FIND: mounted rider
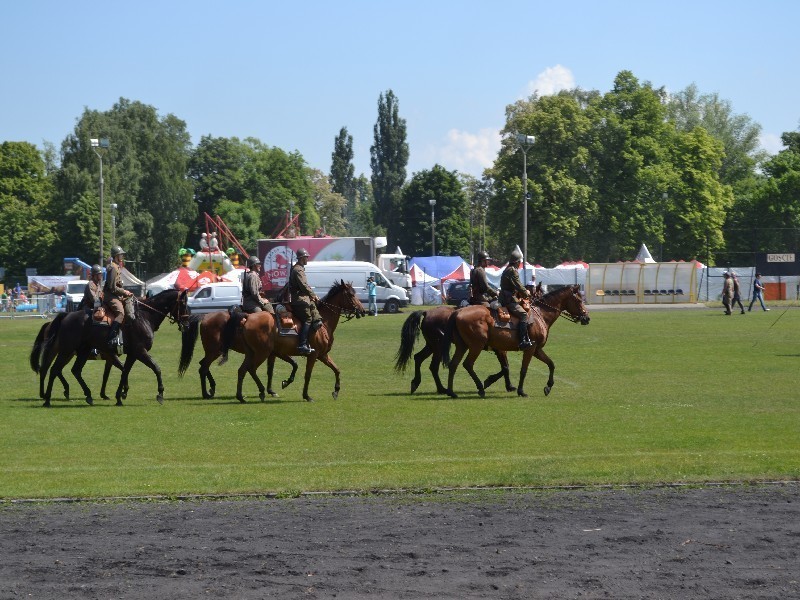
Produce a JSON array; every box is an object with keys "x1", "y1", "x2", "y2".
[
  {"x1": 288, "y1": 248, "x2": 321, "y2": 355},
  {"x1": 241, "y1": 255, "x2": 274, "y2": 314},
  {"x1": 499, "y1": 248, "x2": 533, "y2": 349},
  {"x1": 79, "y1": 264, "x2": 104, "y2": 311},
  {"x1": 469, "y1": 251, "x2": 498, "y2": 307},
  {"x1": 103, "y1": 246, "x2": 135, "y2": 349}
]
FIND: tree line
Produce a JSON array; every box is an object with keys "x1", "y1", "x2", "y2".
[{"x1": 1, "y1": 71, "x2": 799, "y2": 283}]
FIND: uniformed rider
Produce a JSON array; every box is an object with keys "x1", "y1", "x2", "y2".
[
  {"x1": 469, "y1": 251, "x2": 498, "y2": 307},
  {"x1": 288, "y1": 248, "x2": 321, "y2": 354},
  {"x1": 499, "y1": 248, "x2": 533, "y2": 349},
  {"x1": 241, "y1": 256, "x2": 274, "y2": 314},
  {"x1": 79, "y1": 264, "x2": 104, "y2": 311},
  {"x1": 103, "y1": 246, "x2": 134, "y2": 349}
]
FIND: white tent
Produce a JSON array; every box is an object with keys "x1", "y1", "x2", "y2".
[{"x1": 635, "y1": 244, "x2": 656, "y2": 263}]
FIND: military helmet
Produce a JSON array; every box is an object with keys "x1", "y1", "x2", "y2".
[
  {"x1": 247, "y1": 255, "x2": 261, "y2": 268},
  {"x1": 111, "y1": 245, "x2": 125, "y2": 257},
  {"x1": 296, "y1": 248, "x2": 310, "y2": 259},
  {"x1": 90, "y1": 264, "x2": 103, "y2": 276},
  {"x1": 477, "y1": 251, "x2": 491, "y2": 262},
  {"x1": 509, "y1": 248, "x2": 523, "y2": 263}
]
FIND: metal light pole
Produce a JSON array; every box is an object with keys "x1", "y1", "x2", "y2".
[
  {"x1": 91, "y1": 138, "x2": 110, "y2": 264},
  {"x1": 429, "y1": 198, "x2": 436, "y2": 256},
  {"x1": 515, "y1": 133, "x2": 535, "y2": 285},
  {"x1": 288, "y1": 199, "x2": 295, "y2": 238},
  {"x1": 659, "y1": 192, "x2": 668, "y2": 262},
  {"x1": 110, "y1": 203, "x2": 118, "y2": 249}
]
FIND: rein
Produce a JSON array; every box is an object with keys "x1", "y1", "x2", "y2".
[
  {"x1": 133, "y1": 295, "x2": 188, "y2": 329},
  {"x1": 317, "y1": 296, "x2": 362, "y2": 322},
  {"x1": 532, "y1": 294, "x2": 585, "y2": 323}
]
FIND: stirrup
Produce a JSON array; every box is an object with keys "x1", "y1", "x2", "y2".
[{"x1": 297, "y1": 344, "x2": 315, "y2": 355}]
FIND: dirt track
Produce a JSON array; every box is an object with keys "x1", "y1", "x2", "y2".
[{"x1": 2, "y1": 484, "x2": 798, "y2": 599}]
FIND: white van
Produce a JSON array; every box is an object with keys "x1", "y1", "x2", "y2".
[
  {"x1": 187, "y1": 282, "x2": 242, "y2": 314},
  {"x1": 65, "y1": 280, "x2": 89, "y2": 311},
  {"x1": 303, "y1": 261, "x2": 409, "y2": 313}
]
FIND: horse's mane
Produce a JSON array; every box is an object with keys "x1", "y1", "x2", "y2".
[
  {"x1": 323, "y1": 280, "x2": 350, "y2": 302},
  {"x1": 540, "y1": 284, "x2": 578, "y2": 301}
]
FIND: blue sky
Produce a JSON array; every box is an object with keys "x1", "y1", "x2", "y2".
[{"x1": 2, "y1": 1, "x2": 798, "y2": 179}]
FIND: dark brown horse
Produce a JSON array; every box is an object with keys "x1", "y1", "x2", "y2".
[
  {"x1": 394, "y1": 305, "x2": 517, "y2": 395},
  {"x1": 41, "y1": 289, "x2": 189, "y2": 406},
  {"x1": 178, "y1": 309, "x2": 299, "y2": 399},
  {"x1": 30, "y1": 314, "x2": 123, "y2": 404},
  {"x1": 442, "y1": 285, "x2": 590, "y2": 398},
  {"x1": 224, "y1": 280, "x2": 366, "y2": 403}
]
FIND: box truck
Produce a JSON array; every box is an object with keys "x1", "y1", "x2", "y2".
[{"x1": 257, "y1": 236, "x2": 411, "y2": 297}]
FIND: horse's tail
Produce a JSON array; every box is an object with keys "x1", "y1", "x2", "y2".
[
  {"x1": 30, "y1": 321, "x2": 50, "y2": 373},
  {"x1": 40, "y1": 313, "x2": 66, "y2": 366},
  {"x1": 394, "y1": 310, "x2": 425, "y2": 373},
  {"x1": 178, "y1": 315, "x2": 201, "y2": 377},
  {"x1": 219, "y1": 310, "x2": 240, "y2": 365},
  {"x1": 440, "y1": 311, "x2": 460, "y2": 368}
]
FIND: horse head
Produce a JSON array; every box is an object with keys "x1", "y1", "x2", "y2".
[
  {"x1": 323, "y1": 279, "x2": 367, "y2": 319},
  {"x1": 564, "y1": 284, "x2": 590, "y2": 325}
]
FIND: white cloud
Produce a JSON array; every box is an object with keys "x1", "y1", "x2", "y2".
[
  {"x1": 431, "y1": 127, "x2": 502, "y2": 176},
  {"x1": 759, "y1": 132, "x2": 783, "y2": 155},
  {"x1": 525, "y1": 64, "x2": 576, "y2": 97}
]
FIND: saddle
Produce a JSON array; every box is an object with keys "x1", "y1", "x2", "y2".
[
  {"x1": 92, "y1": 307, "x2": 113, "y2": 326},
  {"x1": 490, "y1": 296, "x2": 534, "y2": 330}
]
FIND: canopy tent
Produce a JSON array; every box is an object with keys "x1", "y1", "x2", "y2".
[
  {"x1": 441, "y1": 261, "x2": 471, "y2": 282},
  {"x1": 408, "y1": 256, "x2": 467, "y2": 280},
  {"x1": 485, "y1": 262, "x2": 538, "y2": 288},
  {"x1": 409, "y1": 263, "x2": 439, "y2": 286},
  {"x1": 145, "y1": 267, "x2": 199, "y2": 295}
]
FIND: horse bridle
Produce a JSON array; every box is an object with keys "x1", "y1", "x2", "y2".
[
  {"x1": 317, "y1": 289, "x2": 365, "y2": 321},
  {"x1": 134, "y1": 292, "x2": 190, "y2": 330},
  {"x1": 533, "y1": 292, "x2": 589, "y2": 324}
]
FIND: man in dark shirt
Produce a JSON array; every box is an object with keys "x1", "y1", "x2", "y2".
[
  {"x1": 241, "y1": 256, "x2": 273, "y2": 314},
  {"x1": 499, "y1": 248, "x2": 532, "y2": 349},
  {"x1": 288, "y1": 248, "x2": 321, "y2": 354},
  {"x1": 79, "y1": 264, "x2": 104, "y2": 311},
  {"x1": 469, "y1": 251, "x2": 498, "y2": 307}
]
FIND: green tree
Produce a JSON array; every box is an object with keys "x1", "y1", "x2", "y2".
[
  {"x1": 350, "y1": 175, "x2": 380, "y2": 237},
  {"x1": 396, "y1": 165, "x2": 469, "y2": 257},
  {"x1": 189, "y1": 135, "x2": 248, "y2": 229},
  {"x1": 215, "y1": 199, "x2": 262, "y2": 252},
  {"x1": 54, "y1": 98, "x2": 194, "y2": 273},
  {"x1": 309, "y1": 168, "x2": 347, "y2": 236},
  {"x1": 0, "y1": 142, "x2": 58, "y2": 277},
  {"x1": 330, "y1": 127, "x2": 356, "y2": 223},
  {"x1": 370, "y1": 90, "x2": 408, "y2": 241}
]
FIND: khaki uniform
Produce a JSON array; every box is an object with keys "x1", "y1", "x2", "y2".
[
  {"x1": 103, "y1": 262, "x2": 127, "y2": 324},
  {"x1": 469, "y1": 266, "x2": 497, "y2": 306},
  {"x1": 79, "y1": 280, "x2": 103, "y2": 311},
  {"x1": 288, "y1": 263, "x2": 321, "y2": 323},
  {"x1": 242, "y1": 269, "x2": 273, "y2": 314},
  {"x1": 500, "y1": 264, "x2": 529, "y2": 319}
]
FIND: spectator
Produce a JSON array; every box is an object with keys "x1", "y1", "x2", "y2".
[
  {"x1": 748, "y1": 273, "x2": 769, "y2": 312},
  {"x1": 367, "y1": 276, "x2": 378, "y2": 316},
  {"x1": 722, "y1": 272, "x2": 733, "y2": 315},
  {"x1": 730, "y1": 272, "x2": 745, "y2": 314}
]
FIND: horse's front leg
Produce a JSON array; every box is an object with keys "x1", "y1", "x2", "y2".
[
  {"x1": 280, "y1": 354, "x2": 298, "y2": 390},
  {"x1": 70, "y1": 351, "x2": 94, "y2": 405},
  {"x1": 317, "y1": 354, "x2": 341, "y2": 400},
  {"x1": 301, "y1": 356, "x2": 318, "y2": 402},
  {"x1": 100, "y1": 354, "x2": 123, "y2": 400},
  {"x1": 532, "y1": 346, "x2": 555, "y2": 396},
  {"x1": 462, "y1": 347, "x2": 486, "y2": 398},
  {"x1": 137, "y1": 352, "x2": 165, "y2": 405}
]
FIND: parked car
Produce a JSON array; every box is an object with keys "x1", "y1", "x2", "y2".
[
  {"x1": 187, "y1": 282, "x2": 242, "y2": 314},
  {"x1": 446, "y1": 280, "x2": 498, "y2": 307}
]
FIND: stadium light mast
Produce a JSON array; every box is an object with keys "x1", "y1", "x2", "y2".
[
  {"x1": 515, "y1": 133, "x2": 535, "y2": 285},
  {"x1": 90, "y1": 138, "x2": 110, "y2": 265}
]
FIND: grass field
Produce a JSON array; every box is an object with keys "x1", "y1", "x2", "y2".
[{"x1": 2, "y1": 306, "x2": 799, "y2": 499}]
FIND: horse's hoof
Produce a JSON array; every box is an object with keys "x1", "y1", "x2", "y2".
[
  {"x1": 85, "y1": 396, "x2": 93, "y2": 406},
  {"x1": 121, "y1": 391, "x2": 128, "y2": 400},
  {"x1": 410, "y1": 379, "x2": 420, "y2": 394},
  {"x1": 446, "y1": 390, "x2": 458, "y2": 399},
  {"x1": 42, "y1": 400, "x2": 51, "y2": 408},
  {"x1": 209, "y1": 388, "x2": 215, "y2": 398},
  {"x1": 268, "y1": 390, "x2": 277, "y2": 397},
  {"x1": 115, "y1": 400, "x2": 123, "y2": 406},
  {"x1": 305, "y1": 396, "x2": 314, "y2": 403},
  {"x1": 156, "y1": 395, "x2": 164, "y2": 406},
  {"x1": 281, "y1": 379, "x2": 290, "y2": 389},
  {"x1": 518, "y1": 390, "x2": 528, "y2": 398},
  {"x1": 237, "y1": 396, "x2": 246, "y2": 404},
  {"x1": 506, "y1": 386, "x2": 517, "y2": 393},
  {"x1": 259, "y1": 392, "x2": 266, "y2": 402},
  {"x1": 202, "y1": 393, "x2": 212, "y2": 399},
  {"x1": 478, "y1": 390, "x2": 485, "y2": 398},
  {"x1": 332, "y1": 390, "x2": 339, "y2": 400},
  {"x1": 543, "y1": 386, "x2": 551, "y2": 396},
  {"x1": 101, "y1": 394, "x2": 109, "y2": 400}
]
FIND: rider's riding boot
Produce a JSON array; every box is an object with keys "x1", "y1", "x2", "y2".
[
  {"x1": 297, "y1": 322, "x2": 315, "y2": 355},
  {"x1": 107, "y1": 321, "x2": 121, "y2": 350},
  {"x1": 518, "y1": 321, "x2": 533, "y2": 349}
]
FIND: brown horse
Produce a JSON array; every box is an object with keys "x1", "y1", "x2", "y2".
[
  {"x1": 442, "y1": 285, "x2": 590, "y2": 398},
  {"x1": 226, "y1": 280, "x2": 366, "y2": 403},
  {"x1": 394, "y1": 305, "x2": 517, "y2": 395},
  {"x1": 178, "y1": 310, "x2": 299, "y2": 399},
  {"x1": 41, "y1": 290, "x2": 189, "y2": 406},
  {"x1": 30, "y1": 314, "x2": 123, "y2": 404}
]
